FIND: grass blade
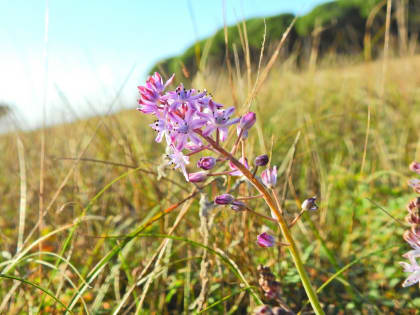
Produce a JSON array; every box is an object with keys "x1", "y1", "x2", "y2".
[{"x1": 0, "y1": 273, "x2": 73, "y2": 314}]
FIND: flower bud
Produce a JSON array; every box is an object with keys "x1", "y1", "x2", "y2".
[
  {"x1": 408, "y1": 179, "x2": 420, "y2": 194},
  {"x1": 237, "y1": 112, "x2": 256, "y2": 139},
  {"x1": 411, "y1": 224, "x2": 420, "y2": 237},
  {"x1": 407, "y1": 197, "x2": 420, "y2": 215},
  {"x1": 188, "y1": 172, "x2": 207, "y2": 183},
  {"x1": 230, "y1": 200, "x2": 246, "y2": 211},
  {"x1": 403, "y1": 230, "x2": 420, "y2": 248},
  {"x1": 256, "y1": 232, "x2": 275, "y2": 248},
  {"x1": 301, "y1": 196, "x2": 318, "y2": 211},
  {"x1": 197, "y1": 156, "x2": 216, "y2": 170},
  {"x1": 261, "y1": 166, "x2": 277, "y2": 188},
  {"x1": 239, "y1": 112, "x2": 256, "y2": 130},
  {"x1": 406, "y1": 213, "x2": 420, "y2": 225},
  {"x1": 253, "y1": 305, "x2": 274, "y2": 315},
  {"x1": 254, "y1": 154, "x2": 269, "y2": 167},
  {"x1": 410, "y1": 161, "x2": 420, "y2": 175},
  {"x1": 214, "y1": 194, "x2": 235, "y2": 205}
]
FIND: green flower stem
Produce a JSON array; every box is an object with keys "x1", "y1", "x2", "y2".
[{"x1": 201, "y1": 132, "x2": 324, "y2": 315}]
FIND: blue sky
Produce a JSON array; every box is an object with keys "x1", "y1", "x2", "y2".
[{"x1": 0, "y1": 0, "x2": 327, "y2": 128}]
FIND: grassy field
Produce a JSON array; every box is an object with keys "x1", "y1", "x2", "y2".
[{"x1": 1, "y1": 54, "x2": 420, "y2": 314}]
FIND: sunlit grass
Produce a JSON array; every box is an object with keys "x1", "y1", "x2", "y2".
[{"x1": 1, "y1": 54, "x2": 420, "y2": 313}]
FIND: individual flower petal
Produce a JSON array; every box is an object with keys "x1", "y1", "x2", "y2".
[
  {"x1": 257, "y1": 232, "x2": 275, "y2": 248},
  {"x1": 261, "y1": 166, "x2": 277, "y2": 188},
  {"x1": 401, "y1": 269, "x2": 420, "y2": 287},
  {"x1": 167, "y1": 146, "x2": 190, "y2": 181}
]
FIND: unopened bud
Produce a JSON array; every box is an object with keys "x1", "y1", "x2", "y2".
[
  {"x1": 403, "y1": 230, "x2": 420, "y2": 248},
  {"x1": 254, "y1": 154, "x2": 269, "y2": 167},
  {"x1": 239, "y1": 112, "x2": 256, "y2": 130},
  {"x1": 256, "y1": 232, "x2": 275, "y2": 248},
  {"x1": 230, "y1": 200, "x2": 246, "y2": 211},
  {"x1": 261, "y1": 166, "x2": 277, "y2": 188},
  {"x1": 406, "y1": 213, "x2": 420, "y2": 225},
  {"x1": 214, "y1": 194, "x2": 235, "y2": 205},
  {"x1": 197, "y1": 156, "x2": 217, "y2": 170},
  {"x1": 188, "y1": 172, "x2": 207, "y2": 183},
  {"x1": 301, "y1": 196, "x2": 318, "y2": 211},
  {"x1": 410, "y1": 161, "x2": 420, "y2": 175},
  {"x1": 237, "y1": 112, "x2": 256, "y2": 139}
]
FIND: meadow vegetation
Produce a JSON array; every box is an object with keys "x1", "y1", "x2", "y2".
[{"x1": 1, "y1": 1, "x2": 420, "y2": 314}]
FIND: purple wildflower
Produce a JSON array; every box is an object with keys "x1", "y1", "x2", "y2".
[
  {"x1": 162, "y1": 83, "x2": 207, "y2": 111},
  {"x1": 167, "y1": 146, "x2": 190, "y2": 181},
  {"x1": 169, "y1": 106, "x2": 207, "y2": 150},
  {"x1": 149, "y1": 108, "x2": 173, "y2": 144},
  {"x1": 199, "y1": 101, "x2": 240, "y2": 141},
  {"x1": 261, "y1": 166, "x2": 277, "y2": 188},
  {"x1": 197, "y1": 156, "x2": 217, "y2": 170},
  {"x1": 257, "y1": 232, "x2": 275, "y2": 248},
  {"x1": 137, "y1": 72, "x2": 174, "y2": 114},
  {"x1": 400, "y1": 246, "x2": 420, "y2": 287}
]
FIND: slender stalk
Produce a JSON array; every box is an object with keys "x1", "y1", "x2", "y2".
[
  {"x1": 271, "y1": 188, "x2": 283, "y2": 215},
  {"x1": 245, "y1": 207, "x2": 277, "y2": 223},
  {"x1": 237, "y1": 194, "x2": 263, "y2": 201},
  {"x1": 186, "y1": 145, "x2": 211, "y2": 156},
  {"x1": 199, "y1": 131, "x2": 324, "y2": 315},
  {"x1": 289, "y1": 209, "x2": 306, "y2": 228}
]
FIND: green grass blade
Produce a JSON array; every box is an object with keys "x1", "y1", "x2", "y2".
[
  {"x1": 298, "y1": 246, "x2": 398, "y2": 314},
  {"x1": 0, "y1": 273, "x2": 73, "y2": 314},
  {"x1": 198, "y1": 286, "x2": 256, "y2": 314}
]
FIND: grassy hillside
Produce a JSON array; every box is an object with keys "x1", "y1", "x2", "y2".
[
  {"x1": 1, "y1": 53, "x2": 420, "y2": 313},
  {"x1": 152, "y1": 0, "x2": 420, "y2": 78}
]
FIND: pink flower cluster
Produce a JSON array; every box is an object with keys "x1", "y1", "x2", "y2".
[
  {"x1": 137, "y1": 72, "x2": 241, "y2": 180},
  {"x1": 400, "y1": 162, "x2": 420, "y2": 287},
  {"x1": 137, "y1": 73, "x2": 297, "y2": 248}
]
